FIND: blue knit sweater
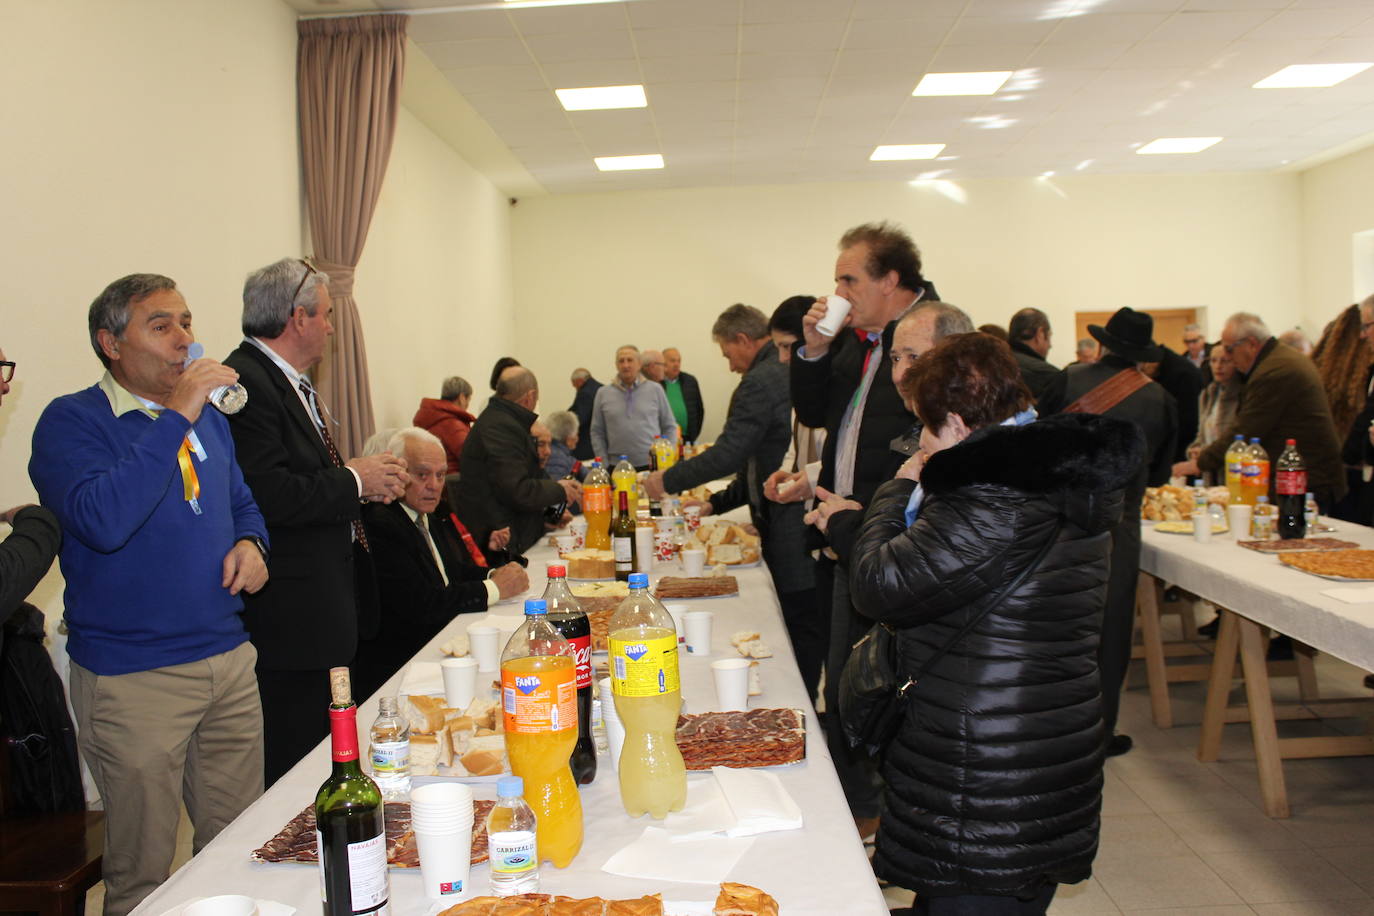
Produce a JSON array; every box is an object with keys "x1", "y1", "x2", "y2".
[{"x1": 30, "y1": 380, "x2": 268, "y2": 676}]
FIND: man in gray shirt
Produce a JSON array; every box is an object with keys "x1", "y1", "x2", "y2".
[{"x1": 590, "y1": 344, "x2": 678, "y2": 467}]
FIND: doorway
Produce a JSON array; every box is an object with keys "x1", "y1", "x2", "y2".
[{"x1": 1075, "y1": 307, "x2": 1205, "y2": 356}]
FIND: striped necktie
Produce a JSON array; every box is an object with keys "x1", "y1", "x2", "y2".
[{"x1": 298, "y1": 378, "x2": 370, "y2": 551}]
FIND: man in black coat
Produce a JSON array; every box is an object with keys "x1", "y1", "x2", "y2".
[
  {"x1": 662, "y1": 347, "x2": 705, "y2": 443},
  {"x1": 1008, "y1": 307, "x2": 1059, "y2": 401},
  {"x1": 1039, "y1": 308, "x2": 1178, "y2": 757},
  {"x1": 353, "y1": 428, "x2": 528, "y2": 700},
  {"x1": 786, "y1": 221, "x2": 939, "y2": 832},
  {"x1": 1340, "y1": 295, "x2": 1374, "y2": 524},
  {"x1": 456, "y1": 368, "x2": 582, "y2": 561},
  {"x1": 225, "y1": 257, "x2": 409, "y2": 785},
  {"x1": 1143, "y1": 344, "x2": 1203, "y2": 462},
  {"x1": 567, "y1": 368, "x2": 601, "y2": 460}
]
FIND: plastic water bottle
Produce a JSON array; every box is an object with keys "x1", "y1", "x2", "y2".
[
  {"x1": 1251, "y1": 495, "x2": 1276, "y2": 540},
  {"x1": 1304, "y1": 492, "x2": 1319, "y2": 537},
  {"x1": 367, "y1": 695, "x2": 410, "y2": 800},
  {"x1": 1192, "y1": 479, "x2": 1212, "y2": 543},
  {"x1": 486, "y1": 776, "x2": 540, "y2": 896}
]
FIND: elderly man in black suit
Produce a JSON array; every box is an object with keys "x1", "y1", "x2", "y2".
[
  {"x1": 225, "y1": 257, "x2": 409, "y2": 785},
  {"x1": 353, "y1": 428, "x2": 527, "y2": 700}
]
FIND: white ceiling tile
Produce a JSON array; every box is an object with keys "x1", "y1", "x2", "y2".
[
  {"x1": 852, "y1": 0, "x2": 968, "y2": 19},
  {"x1": 1043, "y1": 12, "x2": 1172, "y2": 43},
  {"x1": 1245, "y1": 8, "x2": 1374, "y2": 40},
  {"x1": 523, "y1": 29, "x2": 636, "y2": 63},
  {"x1": 1111, "y1": 39, "x2": 1234, "y2": 68},
  {"x1": 739, "y1": 51, "x2": 833, "y2": 79},
  {"x1": 406, "y1": 10, "x2": 516, "y2": 42},
  {"x1": 419, "y1": 38, "x2": 529, "y2": 70},
  {"x1": 842, "y1": 17, "x2": 953, "y2": 50},
  {"x1": 829, "y1": 50, "x2": 932, "y2": 79},
  {"x1": 539, "y1": 59, "x2": 643, "y2": 87},
  {"x1": 496, "y1": 124, "x2": 581, "y2": 147},
  {"x1": 633, "y1": 27, "x2": 739, "y2": 58},
  {"x1": 506, "y1": 3, "x2": 628, "y2": 37},
  {"x1": 742, "y1": 21, "x2": 845, "y2": 54},
  {"x1": 640, "y1": 55, "x2": 740, "y2": 83},
  {"x1": 1148, "y1": 8, "x2": 1278, "y2": 40},
  {"x1": 946, "y1": 16, "x2": 1062, "y2": 45},
  {"x1": 743, "y1": 0, "x2": 849, "y2": 25},
  {"x1": 443, "y1": 65, "x2": 548, "y2": 94},
  {"x1": 961, "y1": 0, "x2": 1069, "y2": 17},
  {"x1": 1023, "y1": 41, "x2": 1129, "y2": 69},
  {"x1": 1305, "y1": 37, "x2": 1374, "y2": 61},
  {"x1": 930, "y1": 43, "x2": 1040, "y2": 71},
  {"x1": 643, "y1": 81, "x2": 739, "y2": 108},
  {"x1": 627, "y1": 0, "x2": 740, "y2": 28}
]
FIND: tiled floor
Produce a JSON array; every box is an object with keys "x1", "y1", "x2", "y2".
[
  {"x1": 84, "y1": 607, "x2": 1374, "y2": 916},
  {"x1": 881, "y1": 605, "x2": 1374, "y2": 915}
]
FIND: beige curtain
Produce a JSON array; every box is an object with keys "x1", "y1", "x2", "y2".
[{"x1": 297, "y1": 14, "x2": 407, "y2": 459}]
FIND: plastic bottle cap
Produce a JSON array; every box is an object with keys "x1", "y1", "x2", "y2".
[
  {"x1": 547, "y1": 564, "x2": 566, "y2": 576},
  {"x1": 1286, "y1": 439, "x2": 1296, "y2": 445},
  {"x1": 524, "y1": 598, "x2": 548, "y2": 615},
  {"x1": 497, "y1": 775, "x2": 523, "y2": 797},
  {"x1": 628, "y1": 572, "x2": 649, "y2": 588}
]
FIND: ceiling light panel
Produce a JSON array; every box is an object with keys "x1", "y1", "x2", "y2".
[
  {"x1": 1253, "y1": 63, "x2": 1372, "y2": 89},
  {"x1": 555, "y1": 84, "x2": 648, "y2": 110},
  {"x1": 594, "y1": 153, "x2": 665, "y2": 171},
  {"x1": 871, "y1": 144, "x2": 946, "y2": 160},
  {"x1": 912, "y1": 71, "x2": 1013, "y2": 96},
  {"x1": 1136, "y1": 137, "x2": 1223, "y2": 154}
]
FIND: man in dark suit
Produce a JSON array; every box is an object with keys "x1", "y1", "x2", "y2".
[
  {"x1": 567, "y1": 368, "x2": 601, "y2": 460},
  {"x1": 662, "y1": 347, "x2": 705, "y2": 443},
  {"x1": 353, "y1": 428, "x2": 528, "y2": 700},
  {"x1": 1039, "y1": 308, "x2": 1177, "y2": 758},
  {"x1": 1009, "y1": 307, "x2": 1059, "y2": 401},
  {"x1": 224, "y1": 257, "x2": 409, "y2": 785}
]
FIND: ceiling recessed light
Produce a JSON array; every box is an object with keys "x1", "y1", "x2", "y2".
[
  {"x1": 870, "y1": 144, "x2": 946, "y2": 161},
  {"x1": 556, "y1": 85, "x2": 647, "y2": 111},
  {"x1": 1253, "y1": 63, "x2": 1372, "y2": 89},
  {"x1": 912, "y1": 71, "x2": 1013, "y2": 97},
  {"x1": 594, "y1": 154, "x2": 664, "y2": 171},
  {"x1": 1136, "y1": 137, "x2": 1222, "y2": 155}
]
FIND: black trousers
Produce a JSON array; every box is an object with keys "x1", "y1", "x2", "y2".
[
  {"x1": 900, "y1": 883, "x2": 1058, "y2": 915},
  {"x1": 1098, "y1": 511, "x2": 1141, "y2": 738},
  {"x1": 256, "y1": 667, "x2": 334, "y2": 787},
  {"x1": 820, "y1": 555, "x2": 883, "y2": 819}
]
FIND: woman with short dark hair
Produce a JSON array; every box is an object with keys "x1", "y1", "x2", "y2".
[{"x1": 848, "y1": 333, "x2": 1141, "y2": 915}]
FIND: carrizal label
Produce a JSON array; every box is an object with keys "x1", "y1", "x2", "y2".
[
  {"x1": 609, "y1": 634, "x2": 679, "y2": 697},
  {"x1": 501, "y1": 663, "x2": 577, "y2": 734}
]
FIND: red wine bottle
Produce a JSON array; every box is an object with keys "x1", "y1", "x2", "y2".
[{"x1": 316, "y1": 667, "x2": 390, "y2": 916}]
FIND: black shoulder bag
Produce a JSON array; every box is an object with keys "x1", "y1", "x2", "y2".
[{"x1": 838, "y1": 520, "x2": 1064, "y2": 756}]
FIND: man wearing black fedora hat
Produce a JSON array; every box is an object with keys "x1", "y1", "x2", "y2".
[{"x1": 1039, "y1": 307, "x2": 1178, "y2": 757}]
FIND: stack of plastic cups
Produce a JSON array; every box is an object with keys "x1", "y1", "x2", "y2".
[
  {"x1": 598, "y1": 676, "x2": 625, "y2": 771},
  {"x1": 409, "y1": 783, "x2": 476, "y2": 899}
]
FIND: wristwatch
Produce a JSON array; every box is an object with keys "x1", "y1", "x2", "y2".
[{"x1": 237, "y1": 535, "x2": 270, "y2": 564}]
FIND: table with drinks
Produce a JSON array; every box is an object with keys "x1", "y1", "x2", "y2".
[
  {"x1": 130, "y1": 528, "x2": 887, "y2": 916},
  {"x1": 1137, "y1": 468, "x2": 1374, "y2": 818}
]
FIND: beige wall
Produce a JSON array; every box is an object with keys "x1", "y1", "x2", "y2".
[
  {"x1": 1300, "y1": 143, "x2": 1374, "y2": 329},
  {"x1": 510, "y1": 173, "x2": 1303, "y2": 443}
]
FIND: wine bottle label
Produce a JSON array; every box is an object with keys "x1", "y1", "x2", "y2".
[
  {"x1": 609, "y1": 633, "x2": 680, "y2": 697},
  {"x1": 489, "y1": 830, "x2": 538, "y2": 875},
  {"x1": 370, "y1": 741, "x2": 409, "y2": 773},
  {"x1": 612, "y1": 535, "x2": 633, "y2": 567},
  {"x1": 315, "y1": 829, "x2": 389, "y2": 912},
  {"x1": 583, "y1": 486, "x2": 610, "y2": 513},
  {"x1": 501, "y1": 661, "x2": 577, "y2": 734},
  {"x1": 1276, "y1": 470, "x2": 1307, "y2": 495}
]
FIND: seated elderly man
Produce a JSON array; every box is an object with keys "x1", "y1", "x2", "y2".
[
  {"x1": 354, "y1": 427, "x2": 527, "y2": 698},
  {"x1": 543, "y1": 410, "x2": 582, "y2": 482}
]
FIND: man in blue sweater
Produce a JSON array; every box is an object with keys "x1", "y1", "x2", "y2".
[{"x1": 30, "y1": 274, "x2": 269, "y2": 916}]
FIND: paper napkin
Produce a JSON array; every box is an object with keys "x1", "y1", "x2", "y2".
[{"x1": 602, "y1": 826, "x2": 754, "y2": 885}]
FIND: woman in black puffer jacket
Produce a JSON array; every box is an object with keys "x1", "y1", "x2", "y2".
[{"x1": 848, "y1": 333, "x2": 1142, "y2": 914}]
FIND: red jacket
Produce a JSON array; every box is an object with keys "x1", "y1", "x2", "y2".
[{"x1": 413, "y1": 398, "x2": 475, "y2": 473}]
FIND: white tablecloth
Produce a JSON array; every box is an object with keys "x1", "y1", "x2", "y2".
[
  {"x1": 132, "y1": 538, "x2": 886, "y2": 916},
  {"x1": 1140, "y1": 518, "x2": 1374, "y2": 671}
]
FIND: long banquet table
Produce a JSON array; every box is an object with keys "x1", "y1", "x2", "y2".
[
  {"x1": 131, "y1": 537, "x2": 887, "y2": 916},
  {"x1": 1138, "y1": 517, "x2": 1374, "y2": 817}
]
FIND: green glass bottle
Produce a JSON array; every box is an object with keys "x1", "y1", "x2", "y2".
[
  {"x1": 611, "y1": 489, "x2": 637, "y2": 581},
  {"x1": 315, "y1": 667, "x2": 390, "y2": 916}
]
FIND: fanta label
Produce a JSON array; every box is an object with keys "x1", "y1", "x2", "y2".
[
  {"x1": 501, "y1": 662, "x2": 577, "y2": 734},
  {"x1": 609, "y1": 634, "x2": 679, "y2": 697}
]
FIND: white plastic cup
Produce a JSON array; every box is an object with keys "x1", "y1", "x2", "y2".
[
  {"x1": 682, "y1": 548, "x2": 706, "y2": 577},
  {"x1": 439, "y1": 657, "x2": 478, "y2": 709},
  {"x1": 711, "y1": 658, "x2": 752, "y2": 712},
  {"x1": 815, "y1": 295, "x2": 852, "y2": 338},
  {"x1": 600, "y1": 701, "x2": 625, "y2": 771},
  {"x1": 409, "y1": 783, "x2": 474, "y2": 898},
  {"x1": 684, "y1": 611, "x2": 713, "y2": 656},
  {"x1": 568, "y1": 517, "x2": 588, "y2": 549},
  {"x1": 683, "y1": 505, "x2": 702, "y2": 533},
  {"x1": 663, "y1": 603, "x2": 688, "y2": 644},
  {"x1": 183, "y1": 896, "x2": 258, "y2": 916},
  {"x1": 1227, "y1": 504, "x2": 1252, "y2": 540},
  {"x1": 555, "y1": 534, "x2": 576, "y2": 553},
  {"x1": 635, "y1": 524, "x2": 654, "y2": 573},
  {"x1": 468, "y1": 625, "x2": 501, "y2": 672}
]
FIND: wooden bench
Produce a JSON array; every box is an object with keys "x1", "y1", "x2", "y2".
[{"x1": 0, "y1": 809, "x2": 104, "y2": 916}]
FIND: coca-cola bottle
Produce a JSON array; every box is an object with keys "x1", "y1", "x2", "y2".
[
  {"x1": 1275, "y1": 439, "x2": 1307, "y2": 539},
  {"x1": 542, "y1": 563, "x2": 597, "y2": 785}
]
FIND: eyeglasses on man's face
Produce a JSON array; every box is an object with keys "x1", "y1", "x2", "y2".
[{"x1": 0, "y1": 361, "x2": 14, "y2": 383}]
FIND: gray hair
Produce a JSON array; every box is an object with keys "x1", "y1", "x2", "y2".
[
  {"x1": 641, "y1": 349, "x2": 664, "y2": 366},
  {"x1": 615, "y1": 344, "x2": 640, "y2": 357},
  {"x1": 570, "y1": 367, "x2": 591, "y2": 383},
  {"x1": 1362, "y1": 293, "x2": 1374, "y2": 314},
  {"x1": 496, "y1": 366, "x2": 539, "y2": 401},
  {"x1": 242, "y1": 258, "x2": 330, "y2": 338},
  {"x1": 898, "y1": 300, "x2": 974, "y2": 343},
  {"x1": 1009, "y1": 307, "x2": 1050, "y2": 343},
  {"x1": 1076, "y1": 337, "x2": 1097, "y2": 355},
  {"x1": 711, "y1": 303, "x2": 769, "y2": 341},
  {"x1": 1183, "y1": 323, "x2": 1202, "y2": 334},
  {"x1": 360, "y1": 426, "x2": 402, "y2": 457},
  {"x1": 440, "y1": 375, "x2": 472, "y2": 401},
  {"x1": 88, "y1": 274, "x2": 180, "y2": 367},
  {"x1": 545, "y1": 410, "x2": 579, "y2": 441},
  {"x1": 1226, "y1": 311, "x2": 1271, "y2": 343},
  {"x1": 386, "y1": 426, "x2": 443, "y2": 457}
]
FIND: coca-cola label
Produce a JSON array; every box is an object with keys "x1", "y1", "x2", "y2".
[
  {"x1": 1276, "y1": 469, "x2": 1307, "y2": 496},
  {"x1": 568, "y1": 633, "x2": 592, "y2": 689}
]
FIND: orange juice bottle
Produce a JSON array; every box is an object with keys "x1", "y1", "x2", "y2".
[
  {"x1": 582, "y1": 460, "x2": 612, "y2": 550},
  {"x1": 501, "y1": 599, "x2": 583, "y2": 867}
]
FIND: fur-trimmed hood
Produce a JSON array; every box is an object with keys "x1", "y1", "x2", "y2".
[{"x1": 923, "y1": 412, "x2": 1143, "y2": 533}]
